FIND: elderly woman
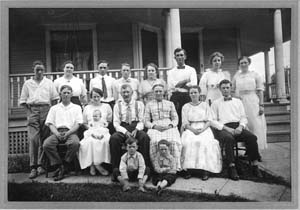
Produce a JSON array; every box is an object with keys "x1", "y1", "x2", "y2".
[
  {"x1": 54, "y1": 60, "x2": 87, "y2": 106},
  {"x1": 232, "y1": 56, "x2": 267, "y2": 153},
  {"x1": 181, "y1": 85, "x2": 222, "y2": 180},
  {"x1": 144, "y1": 84, "x2": 182, "y2": 172},
  {"x1": 199, "y1": 52, "x2": 230, "y2": 105},
  {"x1": 139, "y1": 63, "x2": 167, "y2": 104},
  {"x1": 78, "y1": 88, "x2": 112, "y2": 176}
]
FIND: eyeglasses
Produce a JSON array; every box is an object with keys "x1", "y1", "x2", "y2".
[
  {"x1": 99, "y1": 67, "x2": 107, "y2": 69},
  {"x1": 240, "y1": 62, "x2": 249, "y2": 64}
]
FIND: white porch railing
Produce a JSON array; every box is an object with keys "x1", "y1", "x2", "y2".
[{"x1": 9, "y1": 68, "x2": 170, "y2": 108}]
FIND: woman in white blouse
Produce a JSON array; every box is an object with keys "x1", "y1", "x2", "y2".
[
  {"x1": 139, "y1": 63, "x2": 167, "y2": 104},
  {"x1": 232, "y1": 56, "x2": 267, "y2": 154},
  {"x1": 199, "y1": 52, "x2": 230, "y2": 105},
  {"x1": 54, "y1": 60, "x2": 87, "y2": 106}
]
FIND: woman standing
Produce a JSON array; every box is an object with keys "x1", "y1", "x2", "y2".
[
  {"x1": 181, "y1": 86, "x2": 222, "y2": 180},
  {"x1": 232, "y1": 56, "x2": 267, "y2": 151},
  {"x1": 78, "y1": 88, "x2": 112, "y2": 175},
  {"x1": 199, "y1": 52, "x2": 230, "y2": 105},
  {"x1": 54, "y1": 60, "x2": 87, "y2": 106},
  {"x1": 139, "y1": 63, "x2": 167, "y2": 104}
]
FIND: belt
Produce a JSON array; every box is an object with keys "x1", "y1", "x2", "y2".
[
  {"x1": 28, "y1": 104, "x2": 49, "y2": 107},
  {"x1": 57, "y1": 127, "x2": 69, "y2": 132}
]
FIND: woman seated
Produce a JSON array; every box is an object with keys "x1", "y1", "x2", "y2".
[
  {"x1": 181, "y1": 85, "x2": 222, "y2": 180},
  {"x1": 144, "y1": 84, "x2": 182, "y2": 172},
  {"x1": 78, "y1": 88, "x2": 112, "y2": 176}
]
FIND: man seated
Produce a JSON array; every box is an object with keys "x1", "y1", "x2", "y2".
[
  {"x1": 43, "y1": 85, "x2": 83, "y2": 181},
  {"x1": 109, "y1": 84, "x2": 151, "y2": 179},
  {"x1": 112, "y1": 137, "x2": 150, "y2": 192},
  {"x1": 211, "y1": 79, "x2": 263, "y2": 181}
]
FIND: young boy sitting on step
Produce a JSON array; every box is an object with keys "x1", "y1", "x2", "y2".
[
  {"x1": 152, "y1": 139, "x2": 177, "y2": 196},
  {"x1": 112, "y1": 137, "x2": 150, "y2": 192}
]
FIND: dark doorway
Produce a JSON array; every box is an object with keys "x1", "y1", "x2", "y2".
[
  {"x1": 50, "y1": 30, "x2": 93, "y2": 72},
  {"x1": 141, "y1": 29, "x2": 158, "y2": 67},
  {"x1": 182, "y1": 33, "x2": 200, "y2": 74}
]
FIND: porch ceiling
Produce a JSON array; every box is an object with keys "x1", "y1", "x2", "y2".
[{"x1": 10, "y1": 8, "x2": 291, "y2": 56}]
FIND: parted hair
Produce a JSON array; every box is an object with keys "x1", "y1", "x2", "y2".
[
  {"x1": 125, "y1": 136, "x2": 138, "y2": 145},
  {"x1": 209, "y1": 52, "x2": 224, "y2": 64}
]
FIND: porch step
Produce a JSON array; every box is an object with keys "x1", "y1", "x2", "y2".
[
  {"x1": 265, "y1": 111, "x2": 290, "y2": 121},
  {"x1": 264, "y1": 102, "x2": 290, "y2": 112},
  {"x1": 267, "y1": 130, "x2": 290, "y2": 143},
  {"x1": 266, "y1": 120, "x2": 290, "y2": 132}
]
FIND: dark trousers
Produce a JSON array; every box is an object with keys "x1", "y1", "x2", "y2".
[
  {"x1": 113, "y1": 167, "x2": 150, "y2": 181},
  {"x1": 212, "y1": 122, "x2": 260, "y2": 165},
  {"x1": 27, "y1": 105, "x2": 50, "y2": 168},
  {"x1": 170, "y1": 92, "x2": 190, "y2": 130},
  {"x1": 102, "y1": 100, "x2": 116, "y2": 135},
  {"x1": 109, "y1": 124, "x2": 151, "y2": 170}
]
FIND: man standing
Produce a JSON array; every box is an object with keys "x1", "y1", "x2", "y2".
[
  {"x1": 211, "y1": 79, "x2": 263, "y2": 181},
  {"x1": 167, "y1": 48, "x2": 197, "y2": 129},
  {"x1": 43, "y1": 85, "x2": 82, "y2": 181},
  {"x1": 19, "y1": 60, "x2": 59, "y2": 179},
  {"x1": 109, "y1": 84, "x2": 151, "y2": 180},
  {"x1": 89, "y1": 60, "x2": 116, "y2": 110},
  {"x1": 114, "y1": 63, "x2": 140, "y2": 101}
]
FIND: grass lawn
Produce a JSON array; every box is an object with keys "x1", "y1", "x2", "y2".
[{"x1": 8, "y1": 182, "x2": 252, "y2": 202}]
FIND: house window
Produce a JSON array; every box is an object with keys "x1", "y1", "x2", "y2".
[
  {"x1": 45, "y1": 24, "x2": 98, "y2": 72},
  {"x1": 50, "y1": 30, "x2": 93, "y2": 72}
]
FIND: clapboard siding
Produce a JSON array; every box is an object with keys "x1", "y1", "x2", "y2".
[
  {"x1": 203, "y1": 28, "x2": 238, "y2": 78},
  {"x1": 10, "y1": 22, "x2": 46, "y2": 74}
]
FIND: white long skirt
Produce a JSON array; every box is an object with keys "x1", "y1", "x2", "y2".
[
  {"x1": 181, "y1": 123, "x2": 222, "y2": 173},
  {"x1": 240, "y1": 93, "x2": 267, "y2": 150},
  {"x1": 78, "y1": 128, "x2": 111, "y2": 169}
]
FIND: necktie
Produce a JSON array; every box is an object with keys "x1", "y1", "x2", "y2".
[
  {"x1": 126, "y1": 104, "x2": 132, "y2": 124},
  {"x1": 102, "y1": 77, "x2": 108, "y2": 99},
  {"x1": 224, "y1": 97, "x2": 232, "y2": 101},
  {"x1": 177, "y1": 66, "x2": 185, "y2": 69}
]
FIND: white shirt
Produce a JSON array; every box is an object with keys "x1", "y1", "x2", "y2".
[
  {"x1": 89, "y1": 74, "x2": 116, "y2": 102},
  {"x1": 211, "y1": 96, "x2": 248, "y2": 130},
  {"x1": 45, "y1": 102, "x2": 83, "y2": 129},
  {"x1": 19, "y1": 77, "x2": 59, "y2": 105},
  {"x1": 114, "y1": 77, "x2": 140, "y2": 101},
  {"x1": 113, "y1": 99, "x2": 144, "y2": 134},
  {"x1": 199, "y1": 69, "x2": 230, "y2": 103},
  {"x1": 54, "y1": 76, "x2": 87, "y2": 97},
  {"x1": 167, "y1": 65, "x2": 197, "y2": 93}
]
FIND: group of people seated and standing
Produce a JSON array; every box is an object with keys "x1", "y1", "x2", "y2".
[{"x1": 20, "y1": 47, "x2": 267, "y2": 194}]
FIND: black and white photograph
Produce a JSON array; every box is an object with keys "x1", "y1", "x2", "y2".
[{"x1": 1, "y1": 0, "x2": 298, "y2": 209}]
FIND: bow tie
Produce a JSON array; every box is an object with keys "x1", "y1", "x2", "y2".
[
  {"x1": 177, "y1": 66, "x2": 185, "y2": 69},
  {"x1": 224, "y1": 97, "x2": 232, "y2": 101}
]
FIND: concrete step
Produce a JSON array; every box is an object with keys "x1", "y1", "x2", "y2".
[
  {"x1": 267, "y1": 120, "x2": 291, "y2": 132},
  {"x1": 265, "y1": 111, "x2": 290, "y2": 121},
  {"x1": 267, "y1": 130, "x2": 290, "y2": 143}
]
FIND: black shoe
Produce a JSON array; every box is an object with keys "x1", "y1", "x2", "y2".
[
  {"x1": 228, "y1": 166, "x2": 239, "y2": 181},
  {"x1": 202, "y1": 171, "x2": 209, "y2": 181},
  {"x1": 252, "y1": 165, "x2": 263, "y2": 178},
  {"x1": 52, "y1": 168, "x2": 60, "y2": 178},
  {"x1": 156, "y1": 186, "x2": 163, "y2": 196},
  {"x1": 181, "y1": 170, "x2": 191, "y2": 179},
  {"x1": 54, "y1": 166, "x2": 65, "y2": 181}
]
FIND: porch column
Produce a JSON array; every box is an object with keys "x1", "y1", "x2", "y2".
[
  {"x1": 164, "y1": 9, "x2": 172, "y2": 68},
  {"x1": 273, "y1": 9, "x2": 288, "y2": 103},
  {"x1": 264, "y1": 50, "x2": 271, "y2": 101},
  {"x1": 164, "y1": 9, "x2": 182, "y2": 68}
]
